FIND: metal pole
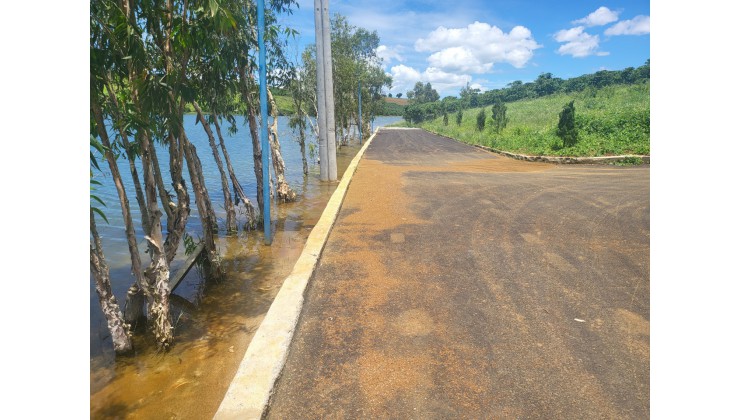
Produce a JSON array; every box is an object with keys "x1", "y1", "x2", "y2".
[
  {"x1": 258, "y1": 0, "x2": 272, "y2": 244},
  {"x1": 313, "y1": 0, "x2": 328, "y2": 181},
  {"x1": 358, "y1": 80, "x2": 362, "y2": 144},
  {"x1": 320, "y1": 0, "x2": 337, "y2": 181}
]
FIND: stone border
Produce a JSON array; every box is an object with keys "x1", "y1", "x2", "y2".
[
  {"x1": 213, "y1": 129, "x2": 381, "y2": 420},
  {"x1": 425, "y1": 128, "x2": 650, "y2": 165}
]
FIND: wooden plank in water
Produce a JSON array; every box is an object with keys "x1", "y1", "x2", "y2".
[{"x1": 168, "y1": 242, "x2": 205, "y2": 293}]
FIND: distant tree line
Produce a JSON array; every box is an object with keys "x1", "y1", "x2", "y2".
[{"x1": 403, "y1": 60, "x2": 650, "y2": 124}]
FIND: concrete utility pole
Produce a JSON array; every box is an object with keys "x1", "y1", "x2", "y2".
[{"x1": 314, "y1": 0, "x2": 337, "y2": 181}]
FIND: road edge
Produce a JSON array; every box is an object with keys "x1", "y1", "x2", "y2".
[
  {"x1": 213, "y1": 129, "x2": 381, "y2": 420},
  {"x1": 423, "y1": 128, "x2": 650, "y2": 164}
]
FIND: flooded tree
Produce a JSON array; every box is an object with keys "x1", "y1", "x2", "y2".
[
  {"x1": 268, "y1": 89, "x2": 297, "y2": 201},
  {"x1": 90, "y1": 0, "x2": 299, "y2": 352},
  {"x1": 288, "y1": 56, "x2": 311, "y2": 175},
  {"x1": 193, "y1": 101, "x2": 237, "y2": 232},
  {"x1": 90, "y1": 140, "x2": 133, "y2": 354}
]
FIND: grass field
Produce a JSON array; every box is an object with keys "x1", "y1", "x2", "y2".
[{"x1": 412, "y1": 83, "x2": 649, "y2": 157}]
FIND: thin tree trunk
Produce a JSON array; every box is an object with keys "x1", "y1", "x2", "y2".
[
  {"x1": 149, "y1": 138, "x2": 175, "y2": 228},
  {"x1": 299, "y1": 124, "x2": 308, "y2": 176},
  {"x1": 212, "y1": 113, "x2": 258, "y2": 228},
  {"x1": 104, "y1": 77, "x2": 150, "y2": 234},
  {"x1": 188, "y1": 134, "x2": 219, "y2": 232},
  {"x1": 291, "y1": 82, "x2": 309, "y2": 176},
  {"x1": 162, "y1": 132, "x2": 190, "y2": 264},
  {"x1": 91, "y1": 96, "x2": 148, "y2": 324},
  {"x1": 267, "y1": 89, "x2": 296, "y2": 202},
  {"x1": 91, "y1": 210, "x2": 133, "y2": 354},
  {"x1": 182, "y1": 134, "x2": 221, "y2": 277},
  {"x1": 193, "y1": 102, "x2": 237, "y2": 233},
  {"x1": 238, "y1": 65, "x2": 265, "y2": 220}
]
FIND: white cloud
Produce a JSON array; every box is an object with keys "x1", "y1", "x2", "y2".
[
  {"x1": 573, "y1": 6, "x2": 620, "y2": 27},
  {"x1": 376, "y1": 45, "x2": 404, "y2": 66},
  {"x1": 554, "y1": 26, "x2": 603, "y2": 58},
  {"x1": 605, "y1": 15, "x2": 650, "y2": 36},
  {"x1": 427, "y1": 47, "x2": 492, "y2": 74},
  {"x1": 414, "y1": 21, "x2": 541, "y2": 72},
  {"x1": 389, "y1": 64, "x2": 471, "y2": 96}
]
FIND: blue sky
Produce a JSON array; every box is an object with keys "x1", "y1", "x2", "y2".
[{"x1": 279, "y1": 0, "x2": 650, "y2": 97}]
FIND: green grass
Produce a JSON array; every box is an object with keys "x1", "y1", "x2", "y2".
[
  {"x1": 272, "y1": 94, "x2": 295, "y2": 115},
  {"x1": 421, "y1": 83, "x2": 650, "y2": 157}
]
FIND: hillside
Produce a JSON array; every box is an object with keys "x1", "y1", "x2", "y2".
[
  {"x1": 383, "y1": 97, "x2": 409, "y2": 106},
  {"x1": 419, "y1": 83, "x2": 649, "y2": 157}
]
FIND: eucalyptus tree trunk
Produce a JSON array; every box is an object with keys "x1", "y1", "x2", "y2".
[
  {"x1": 162, "y1": 132, "x2": 190, "y2": 265},
  {"x1": 193, "y1": 101, "x2": 237, "y2": 233},
  {"x1": 104, "y1": 78, "x2": 150, "y2": 234},
  {"x1": 90, "y1": 95, "x2": 148, "y2": 324},
  {"x1": 148, "y1": 138, "x2": 175, "y2": 228},
  {"x1": 299, "y1": 124, "x2": 308, "y2": 176},
  {"x1": 267, "y1": 89, "x2": 296, "y2": 202},
  {"x1": 238, "y1": 65, "x2": 266, "y2": 219},
  {"x1": 212, "y1": 113, "x2": 258, "y2": 228},
  {"x1": 138, "y1": 124, "x2": 175, "y2": 350},
  {"x1": 90, "y1": 210, "x2": 133, "y2": 354},
  {"x1": 182, "y1": 134, "x2": 222, "y2": 277},
  {"x1": 289, "y1": 84, "x2": 309, "y2": 176}
]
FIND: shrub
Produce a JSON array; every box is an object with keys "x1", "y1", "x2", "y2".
[
  {"x1": 443, "y1": 112, "x2": 449, "y2": 126},
  {"x1": 476, "y1": 108, "x2": 486, "y2": 131},
  {"x1": 557, "y1": 100, "x2": 578, "y2": 147},
  {"x1": 456, "y1": 108, "x2": 463, "y2": 126},
  {"x1": 491, "y1": 101, "x2": 509, "y2": 133},
  {"x1": 403, "y1": 105, "x2": 424, "y2": 124}
]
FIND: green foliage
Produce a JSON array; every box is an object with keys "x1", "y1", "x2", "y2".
[
  {"x1": 407, "y1": 81, "x2": 439, "y2": 104},
  {"x1": 557, "y1": 101, "x2": 578, "y2": 147},
  {"x1": 442, "y1": 112, "x2": 449, "y2": 126},
  {"x1": 459, "y1": 82, "x2": 481, "y2": 108},
  {"x1": 90, "y1": 135, "x2": 109, "y2": 224},
  {"x1": 377, "y1": 101, "x2": 406, "y2": 116},
  {"x1": 183, "y1": 232, "x2": 199, "y2": 255},
  {"x1": 476, "y1": 108, "x2": 486, "y2": 132},
  {"x1": 456, "y1": 108, "x2": 463, "y2": 126},
  {"x1": 613, "y1": 156, "x2": 644, "y2": 166},
  {"x1": 295, "y1": 14, "x2": 391, "y2": 137},
  {"x1": 272, "y1": 94, "x2": 295, "y2": 115},
  {"x1": 491, "y1": 101, "x2": 508, "y2": 134}
]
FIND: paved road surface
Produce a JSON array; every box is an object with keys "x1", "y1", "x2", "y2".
[{"x1": 267, "y1": 128, "x2": 649, "y2": 419}]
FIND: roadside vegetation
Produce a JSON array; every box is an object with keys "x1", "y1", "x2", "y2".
[
  {"x1": 394, "y1": 61, "x2": 650, "y2": 157},
  {"x1": 422, "y1": 83, "x2": 649, "y2": 157}
]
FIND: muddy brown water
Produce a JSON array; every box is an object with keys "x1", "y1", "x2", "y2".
[{"x1": 90, "y1": 143, "x2": 362, "y2": 419}]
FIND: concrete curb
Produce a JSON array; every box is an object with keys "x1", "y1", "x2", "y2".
[
  {"x1": 424, "y1": 128, "x2": 650, "y2": 165},
  {"x1": 213, "y1": 129, "x2": 381, "y2": 420}
]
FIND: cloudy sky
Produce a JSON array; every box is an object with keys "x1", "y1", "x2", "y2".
[{"x1": 280, "y1": 0, "x2": 650, "y2": 97}]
